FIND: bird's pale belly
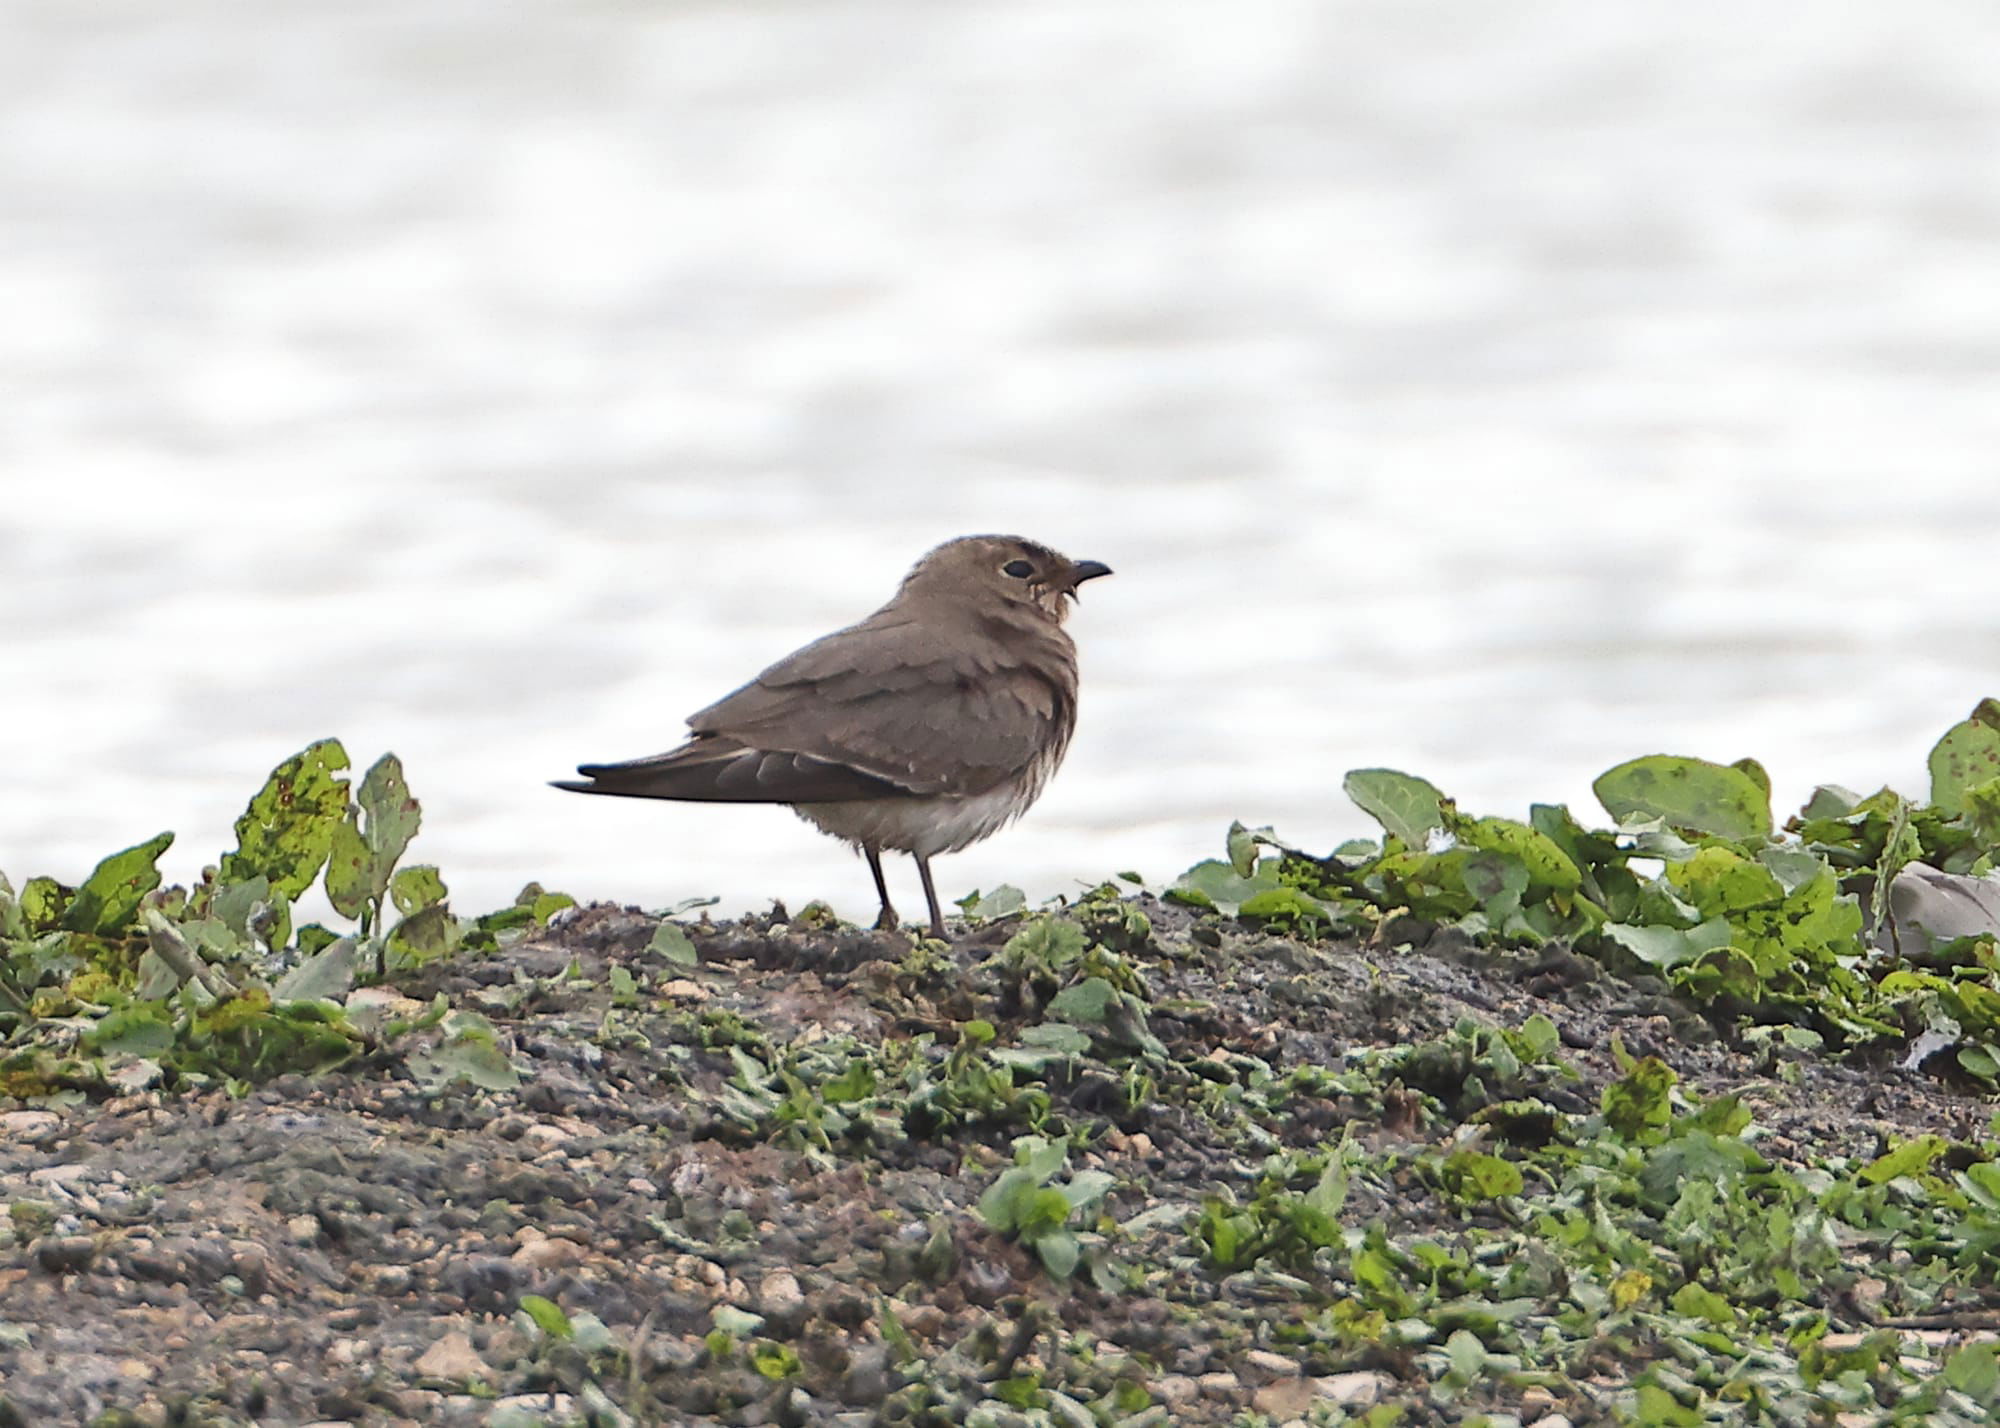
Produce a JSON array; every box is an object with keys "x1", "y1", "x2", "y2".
[{"x1": 796, "y1": 769, "x2": 1047, "y2": 859}]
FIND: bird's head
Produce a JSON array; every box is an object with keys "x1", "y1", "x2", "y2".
[{"x1": 900, "y1": 535, "x2": 1112, "y2": 624}]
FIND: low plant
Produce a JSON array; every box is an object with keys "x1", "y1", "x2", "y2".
[{"x1": 976, "y1": 1134, "x2": 1113, "y2": 1279}]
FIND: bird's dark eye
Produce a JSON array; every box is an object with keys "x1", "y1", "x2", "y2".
[{"x1": 1001, "y1": 559, "x2": 1034, "y2": 579}]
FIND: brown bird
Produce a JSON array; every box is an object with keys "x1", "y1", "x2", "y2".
[{"x1": 553, "y1": 535, "x2": 1111, "y2": 939}]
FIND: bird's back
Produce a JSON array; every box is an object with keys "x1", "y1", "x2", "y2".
[{"x1": 559, "y1": 593, "x2": 1079, "y2": 807}]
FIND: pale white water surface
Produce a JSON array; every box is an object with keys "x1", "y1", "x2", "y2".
[{"x1": 4, "y1": 0, "x2": 1999, "y2": 923}]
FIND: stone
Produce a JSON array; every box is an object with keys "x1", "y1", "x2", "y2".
[
  {"x1": 1197, "y1": 1370, "x2": 1242, "y2": 1400},
  {"x1": 1244, "y1": 1348, "x2": 1301, "y2": 1381},
  {"x1": 0, "y1": 1110, "x2": 61, "y2": 1136},
  {"x1": 415, "y1": 1331, "x2": 491, "y2": 1382},
  {"x1": 758, "y1": 1269, "x2": 806, "y2": 1318},
  {"x1": 1253, "y1": 1379, "x2": 1319, "y2": 1419},
  {"x1": 1314, "y1": 1371, "x2": 1390, "y2": 1406},
  {"x1": 511, "y1": 1236, "x2": 585, "y2": 1270}
]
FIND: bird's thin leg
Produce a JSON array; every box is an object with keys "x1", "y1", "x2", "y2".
[
  {"x1": 914, "y1": 854, "x2": 947, "y2": 940},
  {"x1": 865, "y1": 846, "x2": 899, "y2": 931}
]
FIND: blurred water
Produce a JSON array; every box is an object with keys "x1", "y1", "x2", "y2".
[{"x1": 4, "y1": 0, "x2": 1999, "y2": 923}]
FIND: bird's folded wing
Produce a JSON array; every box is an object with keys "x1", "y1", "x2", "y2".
[
  {"x1": 556, "y1": 737, "x2": 910, "y2": 803},
  {"x1": 686, "y1": 615, "x2": 1070, "y2": 796}
]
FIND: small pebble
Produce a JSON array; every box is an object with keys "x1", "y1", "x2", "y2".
[
  {"x1": 1197, "y1": 1370, "x2": 1241, "y2": 1400},
  {"x1": 1244, "y1": 1348, "x2": 1300, "y2": 1380}
]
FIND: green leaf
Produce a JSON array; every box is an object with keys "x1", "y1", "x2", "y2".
[
  {"x1": 211, "y1": 874, "x2": 290, "y2": 953},
  {"x1": 61, "y1": 832, "x2": 174, "y2": 935},
  {"x1": 1020, "y1": 1188, "x2": 1073, "y2": 1234},
  {"x1": 295, "y1": 923, "x2": 341, "y2": 957},
  {"x1": 1603, "y1": 1055, "x2": 1677, "y2": 1140},
  {"x1": 1858, "y1": 1134, "x2": 1948, "y2": 1185},
  {"x1": 1945, "y1": 1341, "x2": 2000, "y2": 1405},
  {"x1": 1306, "y1": 1160, "x2": 1350, "y2": 1219},
  {"x1": 1443, "y1": 1327, "x2": 1487, "y2": 1381},
  {"x1": 1167, "y1": 860, "x2": 1281, "y2": 915},
  {"x1": 1961, "y1": 776, "x2": 2000, "y2": 848},
  {"x1": 1000, "y1": 917, "x2": 1086, "y2": 967},
  {"x1": 517, "y1": 1294, "x2": 572, "y2": 1339},
  {"x1": 1666, "y1": 846, "x2": 1785, "y2": 916},
  {"x1": 389, "y1": 905, "x2": 461, "y2": 964},
  {"x1": 357, "y1": 754, "x2": 421, "y2": 874},
  {"x1": 958, "y1": 884, "x2": 1027, "y2": 921},
  {"x1": 1632, "y1": 1381, "x2": 1703, "y2": 1426},
  {"x1": 1047, "y1": 976, "x2": 1117, "y2": 1025},
  {"x1": 19, "y1": 875, "x2": 70, "y2": 933},
  {"x1": 647, "y1": 921, "x2": 698, "y2": 966},
  {"x1": 272, "y1": 937, "x2": 358, "y2": 1003},
  {"x1": 1457, "y1": 850, "x2": 1531, "y2": 922},
  {"x1": 1443, "y1": 1149, "x2": 1523, "y2": 1201},
  {"x1": 526, "y1": 888, "x2": 576, "y2": 925},
  {"x1": 820, "y1": 1058, "x2": 876, "y2": 1103},
  {"x1": 750, "y1": 1341, "x2": 802, "y2": 1380},
  {"x1": 134, "y1": 948, "x2": 182, "y2": 1000},
  {"x1": 1454, "y1": 816, "x2": 1583, "y2": 892},
  {"x1": 977, "y1": 1168, "x2": 1040, "y2": 1233},
  {"x1": 325, "y1": 754, "x2": 421, "y2": 922},
  {"x1": 1930, "y1": 700, "x2": 2000, "y2": 815},
  {"x1": 995, "y1": 1376, "x2": 1041, "y2": 1410},
  {"x1": 408, "y1": 1028, "x2": 519, "y2": 1090},
  {"x1": 1017, "y1": 1135, "x2": 1070, "y2": 1184},
  {"x1": 84, "y1": 1005, "x2": 175, "y2": 1057},
  {"x1": 1035, "y1": 1229, "x2": 1080, "y2": 1279},
  {"x1": 1061, "y1": 1169, "x2": 1114, "y2": 1212},
  {"x1": 1799, "y1": 784, "x2": 1864, "y2": 819},
  {"x1": 1593, "y1": 755, "x2": 1773, "y2": 839},
  {"x1": 1670, "y1": 1281, "x2": 1737, "y2": 1325},
  {"x1": 1600, "y1": 917, "x2": 1733, "y2": 970},
  {"x1": 1226, "y1": 821, "x2": 1274, "y2": 877},
  {"x1": 1641, "y1": 1129, "x2": 1761, "y2": 1201},
  {"x1": 325, "y1": 800, "x2": 376, "y2": 922},
  {"x1": 1732, "y1": 757, "x2": 1772, "y2": 802},
  {"x1": 220, "y1": 740, "x2": 353, "y2": 901},
  {"x1": 1349, "y1": 1244, "x2": 1399, "y2": 1299},
  {"x1": 1344, "y1": 769, "x2": 1449, "y2": 846},
  {"x1": 1514, "y1": 1013, "x2": 1561, "y2": 1060},
  {"x1": 1960, "y1": 1044, "x2": 2000, "y2": 1083},
  {"x1": 1236, "y1": 885, "x2": 1331, "y2": 926},
  {"x1": 389, "y1": 865, "x2": 447, "y2": 916},
  {"x1": 1017, "y1": 1022, "x2": 1092, "y2": 1056}
]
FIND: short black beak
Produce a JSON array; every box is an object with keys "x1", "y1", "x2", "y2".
[{"x1": 1058, "y1": 559, "x2": 1113, "y2": 598}]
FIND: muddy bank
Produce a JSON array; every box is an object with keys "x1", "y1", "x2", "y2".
[{"x1": 3, "y1": 898, "x2": 1994, "y2": 1427}]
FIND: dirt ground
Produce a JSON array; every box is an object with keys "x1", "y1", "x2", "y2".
[{"x1": 1, "y1": 898, "x2": 1988, "y2": 1427}]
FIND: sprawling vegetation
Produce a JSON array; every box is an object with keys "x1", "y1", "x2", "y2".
[
  {"x1": 1175, "y1": 698, "x2": 2000, "y2": 1081},
  {"x1": 8, "y1": 711, "x2": 2000, "y2": 1424},
  {"x1": 0, "y1": 738, "x2": 573, "y2": 1097}
]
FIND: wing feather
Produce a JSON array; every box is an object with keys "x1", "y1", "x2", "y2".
[
  {"x1": 558, "y1": 605, "x2": 1077, "y2": 806},
  {"x1": 687, "y1": 613, "x2": 1072, "y2": 795}
]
